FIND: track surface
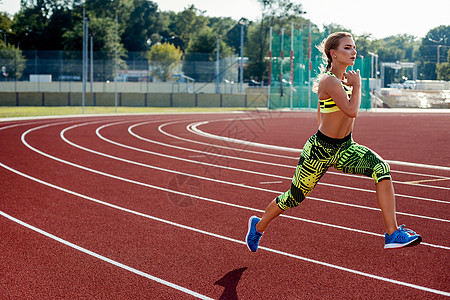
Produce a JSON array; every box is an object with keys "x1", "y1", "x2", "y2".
[{"x1": 1, "y1": 110, "x2": 449, "y2": 299}]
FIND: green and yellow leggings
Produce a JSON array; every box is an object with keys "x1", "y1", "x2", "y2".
[{"x1": 276, "y1": 130, "x2": 391, "y2": 211}]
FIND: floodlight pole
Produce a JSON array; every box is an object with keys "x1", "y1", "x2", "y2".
[
  {"x1": 90, "y1": 33, "x2": 93, "y2": 92},
  {"x1": 85, "y1": 18, "x2": 89, "y2": 93},
  {"x1": 114, "y1": 14, "x2": 118, "y2": 113},
  {"x1": 82, "y1": 7, "x2": 86, "y2": 114},
  {"x1": 290, "y1": 23, "x2": 294, "y2": 109},
  {"x1": 216, "y1": 36, "x2": 220, "y2": 94},
  {"x1": 280, "y1": 28, "x2": 284, "y2": 101},
  {"x1": 308, "y1": 22, "x2": 312, "y2": 109},
  {"x1": 240, "y1": 23, "x2": 244, "y2": 94},
  {"x1": 267, "y1": 26, "x2": 272, "y2": 108}
]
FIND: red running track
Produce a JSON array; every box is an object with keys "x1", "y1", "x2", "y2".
[{"x1": 1, "y1": 111, "x2": 449, "y2": 299}]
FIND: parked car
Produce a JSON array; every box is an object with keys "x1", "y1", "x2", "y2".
[
  {"x1": 402, "y1": 80, "x2": 416, "y2": 89},
  {"x1": 388, "y1": 83, "x2": 403, "y2": 89}
]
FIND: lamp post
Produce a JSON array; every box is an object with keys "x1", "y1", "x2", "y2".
[
  {"x1": 428, "y1": 37, "x2": 443, "y2": 64},
  {"x1": 114, "y1": 14, "x2": 118, "y2": 113},
  {"x1": 82, "y1": 7, "x2": 86, "y2": 114},
  {"x1": 90, "y1": 33, "x2": 94, "y2": 92},
  {"x1": 368, "y1": 52, "x2": 378, "y2": 79}
]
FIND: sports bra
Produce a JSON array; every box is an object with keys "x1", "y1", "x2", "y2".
[{"x1": 319, "y1": 72, "x2": 351, "y2": 113}]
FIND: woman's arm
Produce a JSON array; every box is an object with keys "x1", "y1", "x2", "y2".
[{"x1": 322, "y1": 70, "x2": 361, "y2": 118}]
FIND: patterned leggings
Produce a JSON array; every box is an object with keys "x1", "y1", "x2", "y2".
[{"x1": 276, "y1": 131, "x2": 391, "y2": 211}]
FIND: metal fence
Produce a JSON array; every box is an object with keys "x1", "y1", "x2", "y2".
[{"x1": 0, "y1": 50, "x2": 241, "y2": 94}]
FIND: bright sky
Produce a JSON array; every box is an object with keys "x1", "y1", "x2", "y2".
[{"x1": 1, "y1": 0, "x2": 449, "y2": 39}]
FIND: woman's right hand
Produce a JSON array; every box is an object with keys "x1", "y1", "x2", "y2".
[{"x1": 343, "y1": 70, "x2": 361, "y2": 87}]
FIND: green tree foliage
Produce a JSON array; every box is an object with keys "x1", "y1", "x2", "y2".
[
  {"x1": 0, "y1": 41, "x2": 26, "y2": 79},
  {"x1": 12, "y1": 1, "x2": 49, "y2": 49},
  {"x1": 370, "y1": 34, "x2": 418, "y2": 63},
  {"x1": 186, "y1": 28, "x2": 233, "y2": 57},
  {"x1": 166, "y1": 5, "x2": 209, "y2": 51},
  {"x1": 2, "y1": 1, "x2": 449, "y2": 82},
  {"x1": 62, "y1": 15, "x2": 127, "y2": 80},
  {"x1": 247, "y1": 0, "x2": 306, "y2": 81},
  {"x1": 121, "y1": 0, "x2": 161, "y2": 52},
  {"x1": 419, "y1": 25, "x2": 449, "y2": 62},
  {"x1": 419, "y1": 25, "x2": 449, "y2": 79},
  {"x1": 183, "y1": 28, "x2": 234, "y2": 82},
  {"x1": 0, "y1": 11, "x2": 12, "y2": 31},
  {"x1": 147, "y1": 42, "x2": 182, "y2": 81},
  {"x1": 222, "y1": 18, "x2": 250, "y2": 56},
  {"x1": 436, "y1": 49, "x2": 450, "y2": 80}
]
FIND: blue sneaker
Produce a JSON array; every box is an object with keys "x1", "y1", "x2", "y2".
[
  {"x1": 384, "y1": 225, "x2": 422, "y2": 249},
  {"x1": 246, "y1": 216, "x2": 263, "y2": 252}
]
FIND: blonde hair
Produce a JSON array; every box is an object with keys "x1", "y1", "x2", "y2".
[{"x1": 313, "y1": 31, "x2": 353, "y2": 93}]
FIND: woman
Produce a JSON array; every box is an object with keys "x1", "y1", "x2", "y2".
[{"x1": 245, "y1": 32, "x2": 421, "y2": 251}]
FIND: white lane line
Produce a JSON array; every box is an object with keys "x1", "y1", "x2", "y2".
[
  {"x1": 188, "y1": 120, "x2": 450, "y2": 173},
  {"x1": 158, "y1": 120, "x2": 450, "y2": 181},
  {"x1": 21, "y1": 122, "x2": 450, "y2": 242},
  {"x1": 89, "y1": 122, "x2": 450, "y2": 222},
  {"x1": 259, "y1": 181, "x2": 283, "y2": 185},
  {"x1": 152, "y1": 122, "x2": 298, "y2": 169},
  {"x1": 153, "y1": 121, "x2": 450, "y2": 191},
  {"x1": 128, "y1": 122, "x2": 449, "y2": 204},
  {"x1": 0, "y1": 167, "x2": 449, "y2": 297},
  {"x1": 0, "y1": 211, "x2": 213, "y2": 300},
  {"x1": 160, "y1": 119, "x2": 296, "y2": 159}
]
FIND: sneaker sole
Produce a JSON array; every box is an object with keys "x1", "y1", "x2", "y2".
[
  {"x1": 245, "y1": 216, "x2": 259, "y2": 252},
  {"x1": 384, "y1": 236, "x2": 422, "y2": 249}
]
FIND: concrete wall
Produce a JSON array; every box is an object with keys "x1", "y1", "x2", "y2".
[
  {"x1": 0, "y1": 92, "x2": 268, "y2": 108},
  {"x1": 0, "y1": 81, "x2": 252, "y2": 94}
]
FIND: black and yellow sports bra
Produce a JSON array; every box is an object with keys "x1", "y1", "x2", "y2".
[{"x1": 319, "y1": 72, "x2": 352, "y2": 113}]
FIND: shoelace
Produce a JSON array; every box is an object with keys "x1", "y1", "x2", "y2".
[
  {"x1": 249, "y1": 231, "x2": 262, "y2": 242},
  {"x1": 399, "y1": 225, "x2": 417, "y2": 236}
]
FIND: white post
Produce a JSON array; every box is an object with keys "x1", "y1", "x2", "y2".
[
  {"x1": 290, "y1": 23, "x2": 294, "y2": 109},
  {"x1": 308, "y1": 22, "x2": 311, "y2": 109},
  {"x1": 280, "y1": 28, "x2": 285, "y2": 104},
  {"x1": 82, "y1": 7, "x2": 86, "y2": 114},
  {"x1": 90, "y1": 34, "x2": 93, "y2": 92},
  {"x1": 216, "y1": 36, "x2": 220, "y2": 94},
  {"x1": 240, "y1": 23, "x2": 244, "y2": 94},
  {"x1": 267, "y1": 26, "x2": 272, "y2": 108},
  {"x1": 114, "y1": 14, "x2": 118, "y2": 113}
]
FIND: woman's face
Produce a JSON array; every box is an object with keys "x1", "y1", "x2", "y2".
[{"x1": 332, "y1": 37, "x2": 357, "y2": 66}]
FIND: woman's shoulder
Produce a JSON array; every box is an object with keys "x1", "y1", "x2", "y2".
[
  {"x1": 315, "y1": 72, "x2": 339, "y2": 94},
  {"x1": 318, "y1": 72, "x2": 340, "y2": 90}
]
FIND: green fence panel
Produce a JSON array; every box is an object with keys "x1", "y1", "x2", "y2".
[{"x1": 269, "y1": 29, "x2": 371, "y2": 110}]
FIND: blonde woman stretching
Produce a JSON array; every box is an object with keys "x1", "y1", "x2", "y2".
[{"x1": 246, "y1": 32, "x2": 421, "y2": 251}]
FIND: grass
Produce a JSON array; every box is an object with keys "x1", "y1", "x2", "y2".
[{"x1": 0, "y1": 106, "x2": 251, "y2": 119}]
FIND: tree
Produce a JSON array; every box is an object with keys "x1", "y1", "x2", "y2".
[
  {"x1": 419, "y1": 25, "x2": 450, "y2": 79},
  {"x1": 41, "y1": 6, "x2": 74, "y2": 50},
  {"x1": 420, "y1": 25, "x2": 450, "y2": 62},
  {"x1": 353, "y1": 34, "x2": 373, "y2": 59},
  {"x1": 183, "y1": 28, "x2": 234, "y2": 82},
  {"x1": 0, "y1": 41, "x2": 26, "y2": 80},
  {"x1": 436, "y1": 49, "x2": 450, "y2": 80},
  {"x1": 163, "y1": 5, "x2": 209, "y2": 52},
  {"x1": 246, "y1": 0, "x2": 305, "y2": 81},
  {"x1": 147, "y1": 42, "x2": 182, "y2": 81},
  {"x1": 62, "y1": 15, "x2": 127, "y2": 80},
  {"x1": 11, "y1": 1, "x2": 49, "y2": 49},
  {"x1": 121, "y1": 0, "x2": 161, "y2": 52},
  {"x1": 0, "y1": 11, "x2": 12, "y2": 31}
]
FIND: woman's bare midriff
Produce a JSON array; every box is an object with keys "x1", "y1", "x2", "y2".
[{"x1": 318, "y1": 111, "x2": 355, "y2": 138}]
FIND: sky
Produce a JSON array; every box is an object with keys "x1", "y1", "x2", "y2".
[{"x1": 1, "y1": 0, "x2": 449, "y2": 39}]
